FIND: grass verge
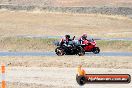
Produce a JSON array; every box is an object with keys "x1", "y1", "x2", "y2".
[
  {"x1": 0, "y1": 37, "x2": 131, "y2": 52},
  {"x1": 97, "y1": 40, "x2": 132, "y2": 52},
  {"x1": 0, "y1": 37, "x2": 57, "y2": 52}
]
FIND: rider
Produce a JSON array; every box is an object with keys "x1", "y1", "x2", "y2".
[
  {"x1": 78, "y1": 33, "x2": 89, "y2": 45},
  {"x1": 60, "y1": 35, "x2": 72, "y2": 46}
]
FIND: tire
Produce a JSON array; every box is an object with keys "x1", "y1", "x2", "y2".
[
  {"x1": 76, "y1": 75, "x2": 86, "y2": 86},
  {"x1": 78, "y1": 47, "x2": 85, "y2": 56},
  {"x1": 92, "y1": 47, "x2": 100, "y2": 54},
  {"x1": 55, "y1": 47, "x2": 64, "y2": 56}
]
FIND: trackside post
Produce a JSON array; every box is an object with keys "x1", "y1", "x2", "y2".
[{"x1": 1, "y1": 64, "x2": 6, "y2": 88}]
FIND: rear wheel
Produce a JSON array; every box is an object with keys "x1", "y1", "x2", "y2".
[
  {"x1": 55, "y1": 47, "x2": 65, "y2": 56},
  {"x1": 92, "y1": 47, "x2": 100, "y2": 54},
  {"x1": 78, "y1": 47, "x2": 85, "y2": 56}
]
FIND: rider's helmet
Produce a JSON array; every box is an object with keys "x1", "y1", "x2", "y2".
[
  {"x1": 82, "y1": 33, "x2": 87, "y2": 40},
  {"x1": 65, "y1": 35, "x2": 70, "y2": 39}
]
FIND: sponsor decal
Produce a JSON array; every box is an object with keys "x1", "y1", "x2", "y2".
[{"x1": 76, "y1": 65, "x2": 131, "y2": 85}]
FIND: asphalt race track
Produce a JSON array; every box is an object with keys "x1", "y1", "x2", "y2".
[{"x1": 0, "y1": 52, "x2": 131, "y2": 56}]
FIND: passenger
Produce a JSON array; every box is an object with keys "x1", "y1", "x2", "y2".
[{"x1": 60, "y1": 35, "x2": 72, "y2": 46}]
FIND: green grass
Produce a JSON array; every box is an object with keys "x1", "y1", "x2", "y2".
[{"x1": 0, "y1": 37, "x2": 131, "y2": 52}]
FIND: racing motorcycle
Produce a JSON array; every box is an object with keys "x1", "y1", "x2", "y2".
[
  {"x1": 81, "y1": 39, "x2": 100, "y2": 54},
  {"x1": 55, "y1": 41, "x2": 85, "y2": 56}
]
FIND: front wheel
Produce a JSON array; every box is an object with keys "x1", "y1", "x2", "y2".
[
  {"x1": 55, "y1": 47, "x2": 65, "y2": 56},
  {"x1": 92, "y1": 47, "x2": 100, "y2": 54}
]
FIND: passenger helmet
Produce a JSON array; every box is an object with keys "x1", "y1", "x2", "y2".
[{"x1": 65, "y1": 35, "x2": 70, "y2": 39}]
